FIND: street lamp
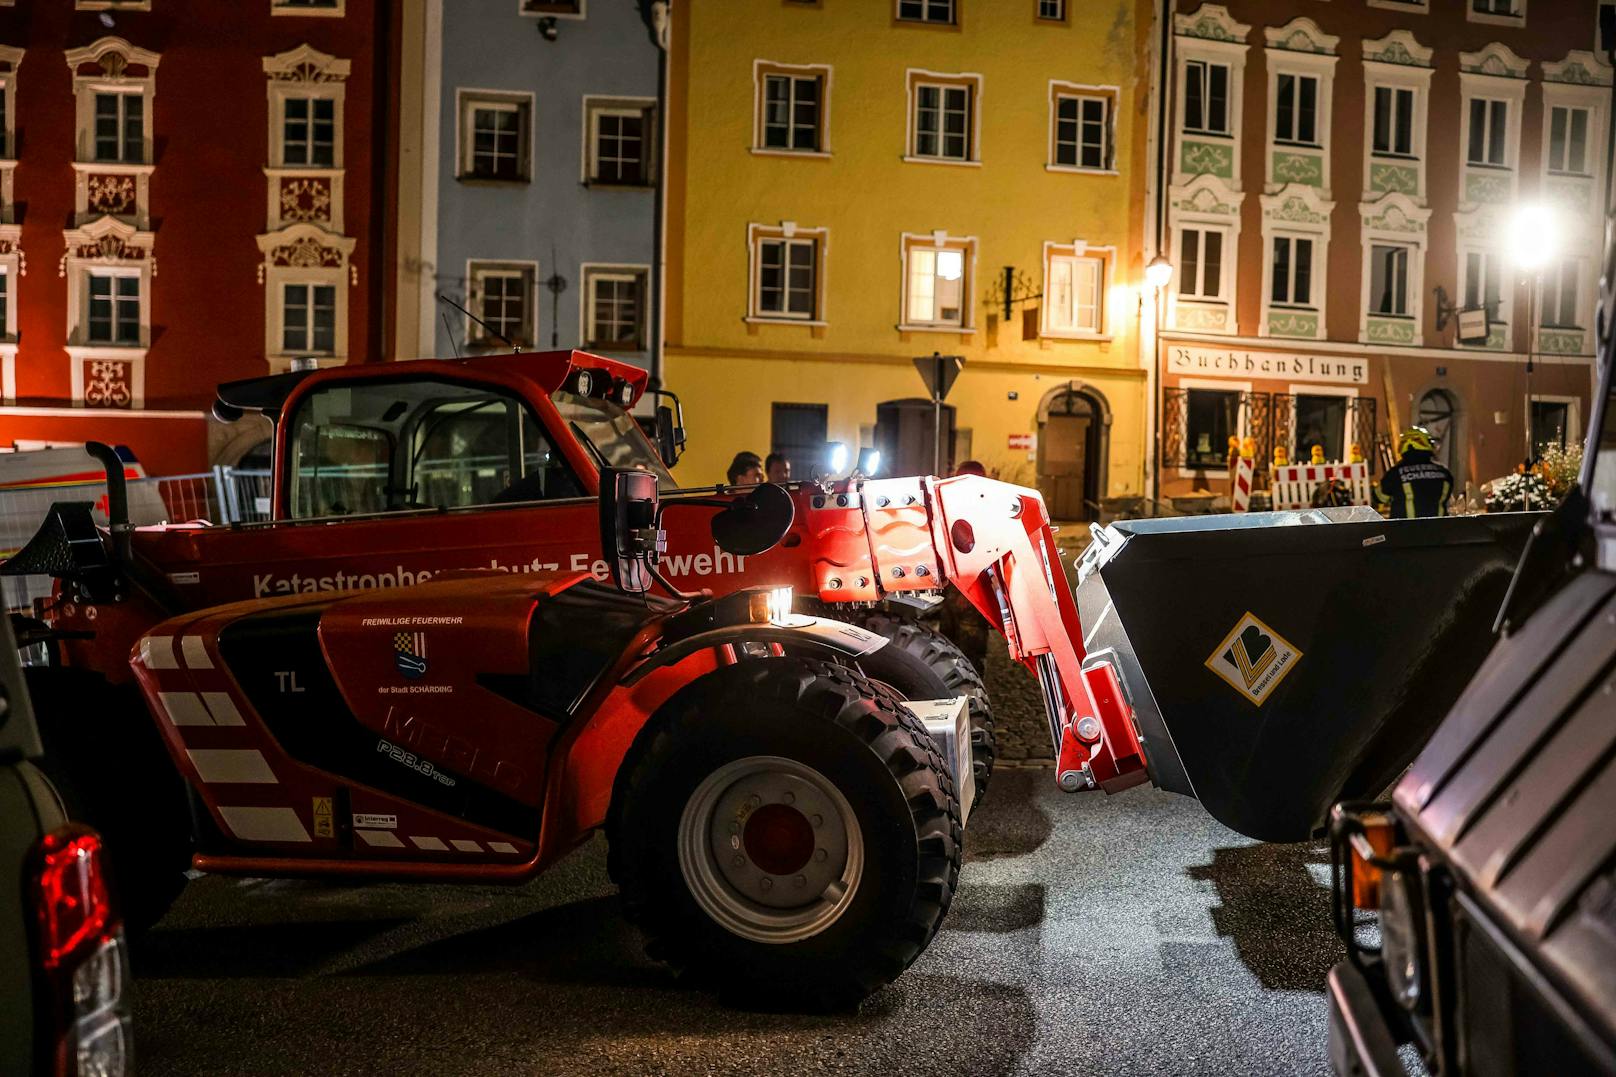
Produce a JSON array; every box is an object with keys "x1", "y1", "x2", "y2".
[
  {"x1": 1507, "y1": 204, "x2": 1560, "y2": 462},
  {"x1": 1145, "y1": 255, "x2": 1174, "y2": 291}
]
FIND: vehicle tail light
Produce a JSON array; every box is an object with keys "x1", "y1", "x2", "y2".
[
  {"x1": 34, "y1": 825, "x2": 132, "y2": 1077},
  {"x1": 1347, "y1": 812, "x2": 1396, "y2": 910}
]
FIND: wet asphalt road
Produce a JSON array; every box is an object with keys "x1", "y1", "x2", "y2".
[{"x1": 130, "y1": 765, "x2": 1346, "y2": 1076}]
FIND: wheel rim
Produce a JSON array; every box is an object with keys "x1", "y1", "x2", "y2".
[{"x1": 677, "y1": 754, "x2": 864, "y2": 945}]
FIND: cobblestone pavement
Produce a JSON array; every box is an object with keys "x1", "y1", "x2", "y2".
[{"x1": 982, "y1": 643, "x2": 1056, "y2": 767}]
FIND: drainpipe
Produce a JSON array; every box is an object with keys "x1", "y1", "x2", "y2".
[
  {"x1": 650, "y1": 1, "x2": 671, "y2": 390},
  {"x1": 1145, "y1": 0, "x2": 1173, "y2": 504}
]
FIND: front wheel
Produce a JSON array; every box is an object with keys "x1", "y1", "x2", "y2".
[{"x1": 607, "y1": 658, "x2": 962, "y2": 1010}]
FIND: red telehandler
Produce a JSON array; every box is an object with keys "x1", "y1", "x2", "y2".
[{"x1": 3, "y1": 354, "x2": 1541, "y2": 1008}]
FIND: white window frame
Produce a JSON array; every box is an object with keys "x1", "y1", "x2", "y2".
[
  {"x1": 1467, "y1": 0, "x2": 1525, "y2": 28},
  {"x1": 899, "y1": 231, "x2": 976, "y2": 333},
  {"x1": 1258, "y1": 184, "x2": 1332, "y2": 340},
  {"x1": 1267, "y1": 234, "x2": 1315, "y2": 308},
  {"x1": 1457, "y1": 244, "x2": 1509, "y2": 349},
  {"x1": 84, "y1": 267, "x2": 143, "y2": 347},
  {"x1": 1357, "y1": 193, "x2": 1430, "y2": 345},
  {"x1": 1172, "y1": 21, "x2": 1249, "y2": 189},
  {"x1": 455, "y1": 89, "x2": 535, "y2": 183},
  {"x1": 904, "y1": 70, "x2": 983, "y2": 167},
  {"x1": 580, "y1": 263, "x2": 651, "y2": 353},
  {"x1": 747, "y1": 223, "x2": 828, "y2": 325},
  {"x1": 1262, "y1": 28, "x2": 1337, "y2": 194},
  {"x1": 895, "y1": 0, "x2": 955, "y2": 25},
  {"x1": 1538, "y1": 257, "x2": 1585, "y2": 330},
  {"x1": 1457, "y1": 68, "x2": 1526, "y2": 207},
  {"x1": 1041, "y1": 241, "x2": 1111, "y2": 339},
  {"x1": 1545, "y1": 103, "x2": 1594, "y2": 177},
  {"x1": 1047, "y1": 83, "x2": 1117, "y2": 175},
  {"x1": 465, "y1": 259, "x2": 538, "y2": 349},
  {"x1": 1175, "y1": 225, "x2": 1231, "y2": 303},
  {"x1": 752, "y1": 62, "x2": 832, "y2": 158},
  {"x1": 1528, "y1": 393, "x2": 1581, "y2": 448},
  {"x1": 76, "y1": 0, "x2": 151, "y2": 10},
  {"x1": 0, "y1": 46, "x2": 24, "y2": 228},
  {"x1": 257, "y1": 223, "x2": 354, "y2": 373},
  {"x1": 519, "y1": 1, "x2": 586, "y2": 21},
  {"x1": 1361, "y1": 53, "x2": 1432, "y2": 201},
  {"x1": 271, "y1": 0, "x2": 346, "y2": 15},
  {"x1": 278, "y1": 280, "x2": 340, "y2": 356},
  {"x1": 61, "y1": 217, "x2": 154, "y2": 404},
  {"x1": 1036, "y1": 0, "x2": 1065, "y2": 20},
  {"x1": 1175, "y1": 376, "x2": 1253, "y2": 480},
  {"x1": 65, "y1": 38, "x2": 159, "y2": 229},
  {"x1": 581, "y1": 96, "x2": 656, "y2": 185},
  {"x1": 262, "y1": 45, "x2": 350, "y2": 234}
]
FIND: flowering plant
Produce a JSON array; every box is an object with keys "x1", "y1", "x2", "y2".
[{"x1": 1484, "y1": 471, "x2": 1552, "y2": 512}]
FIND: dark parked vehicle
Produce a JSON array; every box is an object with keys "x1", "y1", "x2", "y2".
[
  {"x1": 1325, "y1": 235, "x2": 1616, "y2": 1076},
  {"x1": 0, "y1": 614, "x2": 132, "y2": 1077}
]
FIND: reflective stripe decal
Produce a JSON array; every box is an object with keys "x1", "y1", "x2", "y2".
[
  {"x1": 140, "y1": 636, "x2": 179, "y2": 670},
  {"x1": 199, "y1": 692, "x2": 246, "y2": 727},
  {"x1": 449, "y1": 839, "x2": 481, "y2": 853},
  {"x1": 356, "y1": 829, "x2": 405, "y2": 849},
  {"x1": 180, "y1": 636, "x2": 214, "y2": 669},
  {"x1": 218, "y1": 806, "x2": 310, "y2": 843},
  {"x1": 187, "y1": 749, "x2": 277, "y2": 785},
  {"x1": 488, "y1": 842, "x2": 518, "y2": 855},
  {"x1": 410, "y1": 836, "x2": 448, "y2": 851},
  {"x1": 159, "y1": 691, "x2": 214, "y2": 727}
]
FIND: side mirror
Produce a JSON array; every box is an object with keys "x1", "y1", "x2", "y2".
[
  {"x1": 599, "y1": 467, "x2": 661, "y2": 594},
  {"x1": 711, "y1": 482, "x2": 796, "y2": 556},
  {"x1": 647, "y1": 388, "x2": 686, "y2": 466}
]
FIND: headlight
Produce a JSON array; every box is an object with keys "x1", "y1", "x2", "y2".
[{"x1": 1380, "y1": 868, "x2": 1423, "y2": 1010}]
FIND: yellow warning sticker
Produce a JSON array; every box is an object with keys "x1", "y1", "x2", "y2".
[
  {"x1": 1204, "y1": 611, "x2": 1302, "y2": 707},
  {"x1": 312, "y1": 796, "x2": 334, "y2": 838}
]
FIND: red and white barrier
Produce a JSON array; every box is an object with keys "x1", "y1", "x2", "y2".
[
  {"x1": 1231, "y1": 454, "x2": 1255, "y2": 512},
  {"x1": 1270, "y1": 462, "x2": 1372, "y2": 510}
]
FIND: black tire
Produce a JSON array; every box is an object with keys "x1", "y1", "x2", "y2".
[
  {"x1": 852, "y1": 612, "x2": 997, "y2": 798},
  {"x1": 24, "y1": 668, "x2": 191, "y2": 935},
  {"x1": 606, "y1": 657, "x2": 962, "y2": 1011}
]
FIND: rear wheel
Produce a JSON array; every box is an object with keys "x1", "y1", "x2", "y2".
[
  {"x1": 851, "y1": 613, "x2": 997, "y2": 798},
  {"x1": 607, "y1": 657, "x2": 962, "y2": 1010}
]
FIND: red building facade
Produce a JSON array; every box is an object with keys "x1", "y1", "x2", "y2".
[{"x1": 0, "y1": 0, "x2": 390, "y2": 474}]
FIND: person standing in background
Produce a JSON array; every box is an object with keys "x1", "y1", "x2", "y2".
[
  {"x1": 726, "y1": 452, "x2": 764, "y2": 486},
  {"x1": 765, "y1": 453, "x2": 791, "y2": 483}
]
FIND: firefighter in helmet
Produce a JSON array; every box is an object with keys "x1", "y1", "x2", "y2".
[{"x1": 1377, "y1": 426, "x2": 1454, "y2": 518}]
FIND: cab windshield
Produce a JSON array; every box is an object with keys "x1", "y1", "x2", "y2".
[{"x1": 551, "y1": 389, "x2": 675, "y2": 488}]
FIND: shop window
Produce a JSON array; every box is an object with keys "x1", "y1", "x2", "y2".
[
  {"x1": 1531, "y1": 400, "x2": 1571, "y2": 452},
  {"x1": 1186, "y1": 388, "x2": 1238, "y2": 468},
  {"x1": 1294, "y1": 394, "x2": 1347, "y2": 461}
]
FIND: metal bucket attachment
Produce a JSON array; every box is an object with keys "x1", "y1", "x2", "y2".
[{"x1": 1075, "y1": 508, "x2": 1541, "y2": 842}]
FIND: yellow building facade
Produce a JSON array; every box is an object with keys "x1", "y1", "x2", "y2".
[{"x1": 665, "y1": 0, "x2": 1156, "y2": 517}]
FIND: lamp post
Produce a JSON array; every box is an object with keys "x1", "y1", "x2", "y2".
[
  {"x1": 1145, "y1": 255, "x2": 1173, "y2": 505},
  {"x1": 1506, "y1": 204, "x2": 1560, "y2": 463}
]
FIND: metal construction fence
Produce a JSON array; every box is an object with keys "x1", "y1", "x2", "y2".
[{"x1": 1, "y1": 467, "x2": 271, "y2": 612}]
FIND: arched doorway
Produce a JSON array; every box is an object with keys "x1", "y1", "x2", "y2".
[
  {"x1": 1415, "y1": 387, "x2": 1462, "y2": 488},
  {"x1": 1037, "y1": 383, "x2": 1110, "y2": 520}
]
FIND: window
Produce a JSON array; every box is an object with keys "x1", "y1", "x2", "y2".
[
  {"x1": 907, "y1": 247, "x2": 966, "y2": 326},
  {"x1": 897, "y1": 0, "x2": 954, "y2": 23},
  {"x1": 1037, "y1": 0, "x2": 1065, "y2": 18},
  {"x1": 468, "y1": 263, "x2": 535, "y2": 347},
  {"x1": 1471, "y1": 0, "x2": 1517, "y2": 13},
  {"x1": 287, "y1": 379, "x2": 582, "y2": 519},
  {"x1": 1184, "y1": 60, "x2": 1230, "y2": 136},
  {"x1": 86, "y1": 272, "x2": 140, "y2": 346},
  {"x1": 761, "y1": 73, "x2": 823, "y2": 152},
  {"x1": 1370, "y1": 244, "x2": 1411, "y2": 316},
  {"x1": 1372, "y1": 86, "x2": 1414, "y2": 156},
  {"x1": 1274, "y1": 73, "x2": 1318, "y2": 146},
  {"x1": 0, "y1": 81, "x2": 9, "y2": 158},
  {"x1": 1541, "y1": 260, "x2": 1580, "y2": 327},
  {"x1": 459, "y1": 93, "x2": 531, "y2": 182},
  {"x1": 913, "y1": 83, "x2": 972, "y2": 161},
  {"x1": 1466, "y1": 98, "x2": 1508, "y2": 167},
  {"x1": 1295, "y1": 394, "x2": 1348, "y2": 462},
  {"x1": 1531, "y1": 400, "x2": 1571, "y2": 452},
  {"x1": 0, "y1": 267, "x2": 8, "y2": 334},
  {"x1": 757, "y1": 237, "x2": 817, "y2": 319},
  {"x1": 281, "y1": 283, "x2": 337, "y2": 354},
  {"x1": 1548, "y1": 106, "x2": 1590, "y2": 175},
  {"x1": 93, "y1": 92, "x2": 144, "y2": 164},
  {"x1": 1178, "y1": 228, "x2": 1225, "y2": 300},
  {"x1": 522, "y1": 1, "x2": 582, "y2": 12},
  {"x1": 273, "y1": 0, "x2": 342, "y2": 10},
  {"x1": 1045, "y1": 252, "x2": 1103, "y2": 334},
  {"x1": 1054, "y1": 93, "x2": 1109, "y2": 169},
  {"x1": 588, "y1": 104, "x2": 652, "y2": 185},
  {"x1": 584, "y1": 268, "x2": 648, "y2": 350},
  {"x1": 1270, "y1": 236, "x2": 1313, "y2": 306},
  {"x1": 1463, "y1": 250, "x2": 1503, "y2": 318},
  {"x1": 282, "y1": 97, "x2": 335, "y2": 167},
  {"x1": 1186, "y1": 389, "x2": 1239, "y2": 468}
]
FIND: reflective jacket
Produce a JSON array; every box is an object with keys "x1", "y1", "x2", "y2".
[{"x1": 1378, "y1": 451, "x2": 1454, "y2": 518}]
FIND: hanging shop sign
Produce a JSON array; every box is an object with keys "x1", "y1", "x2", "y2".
[{"x1": 1167, "y1": 345, "x2": 1368, "y2": 385}]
